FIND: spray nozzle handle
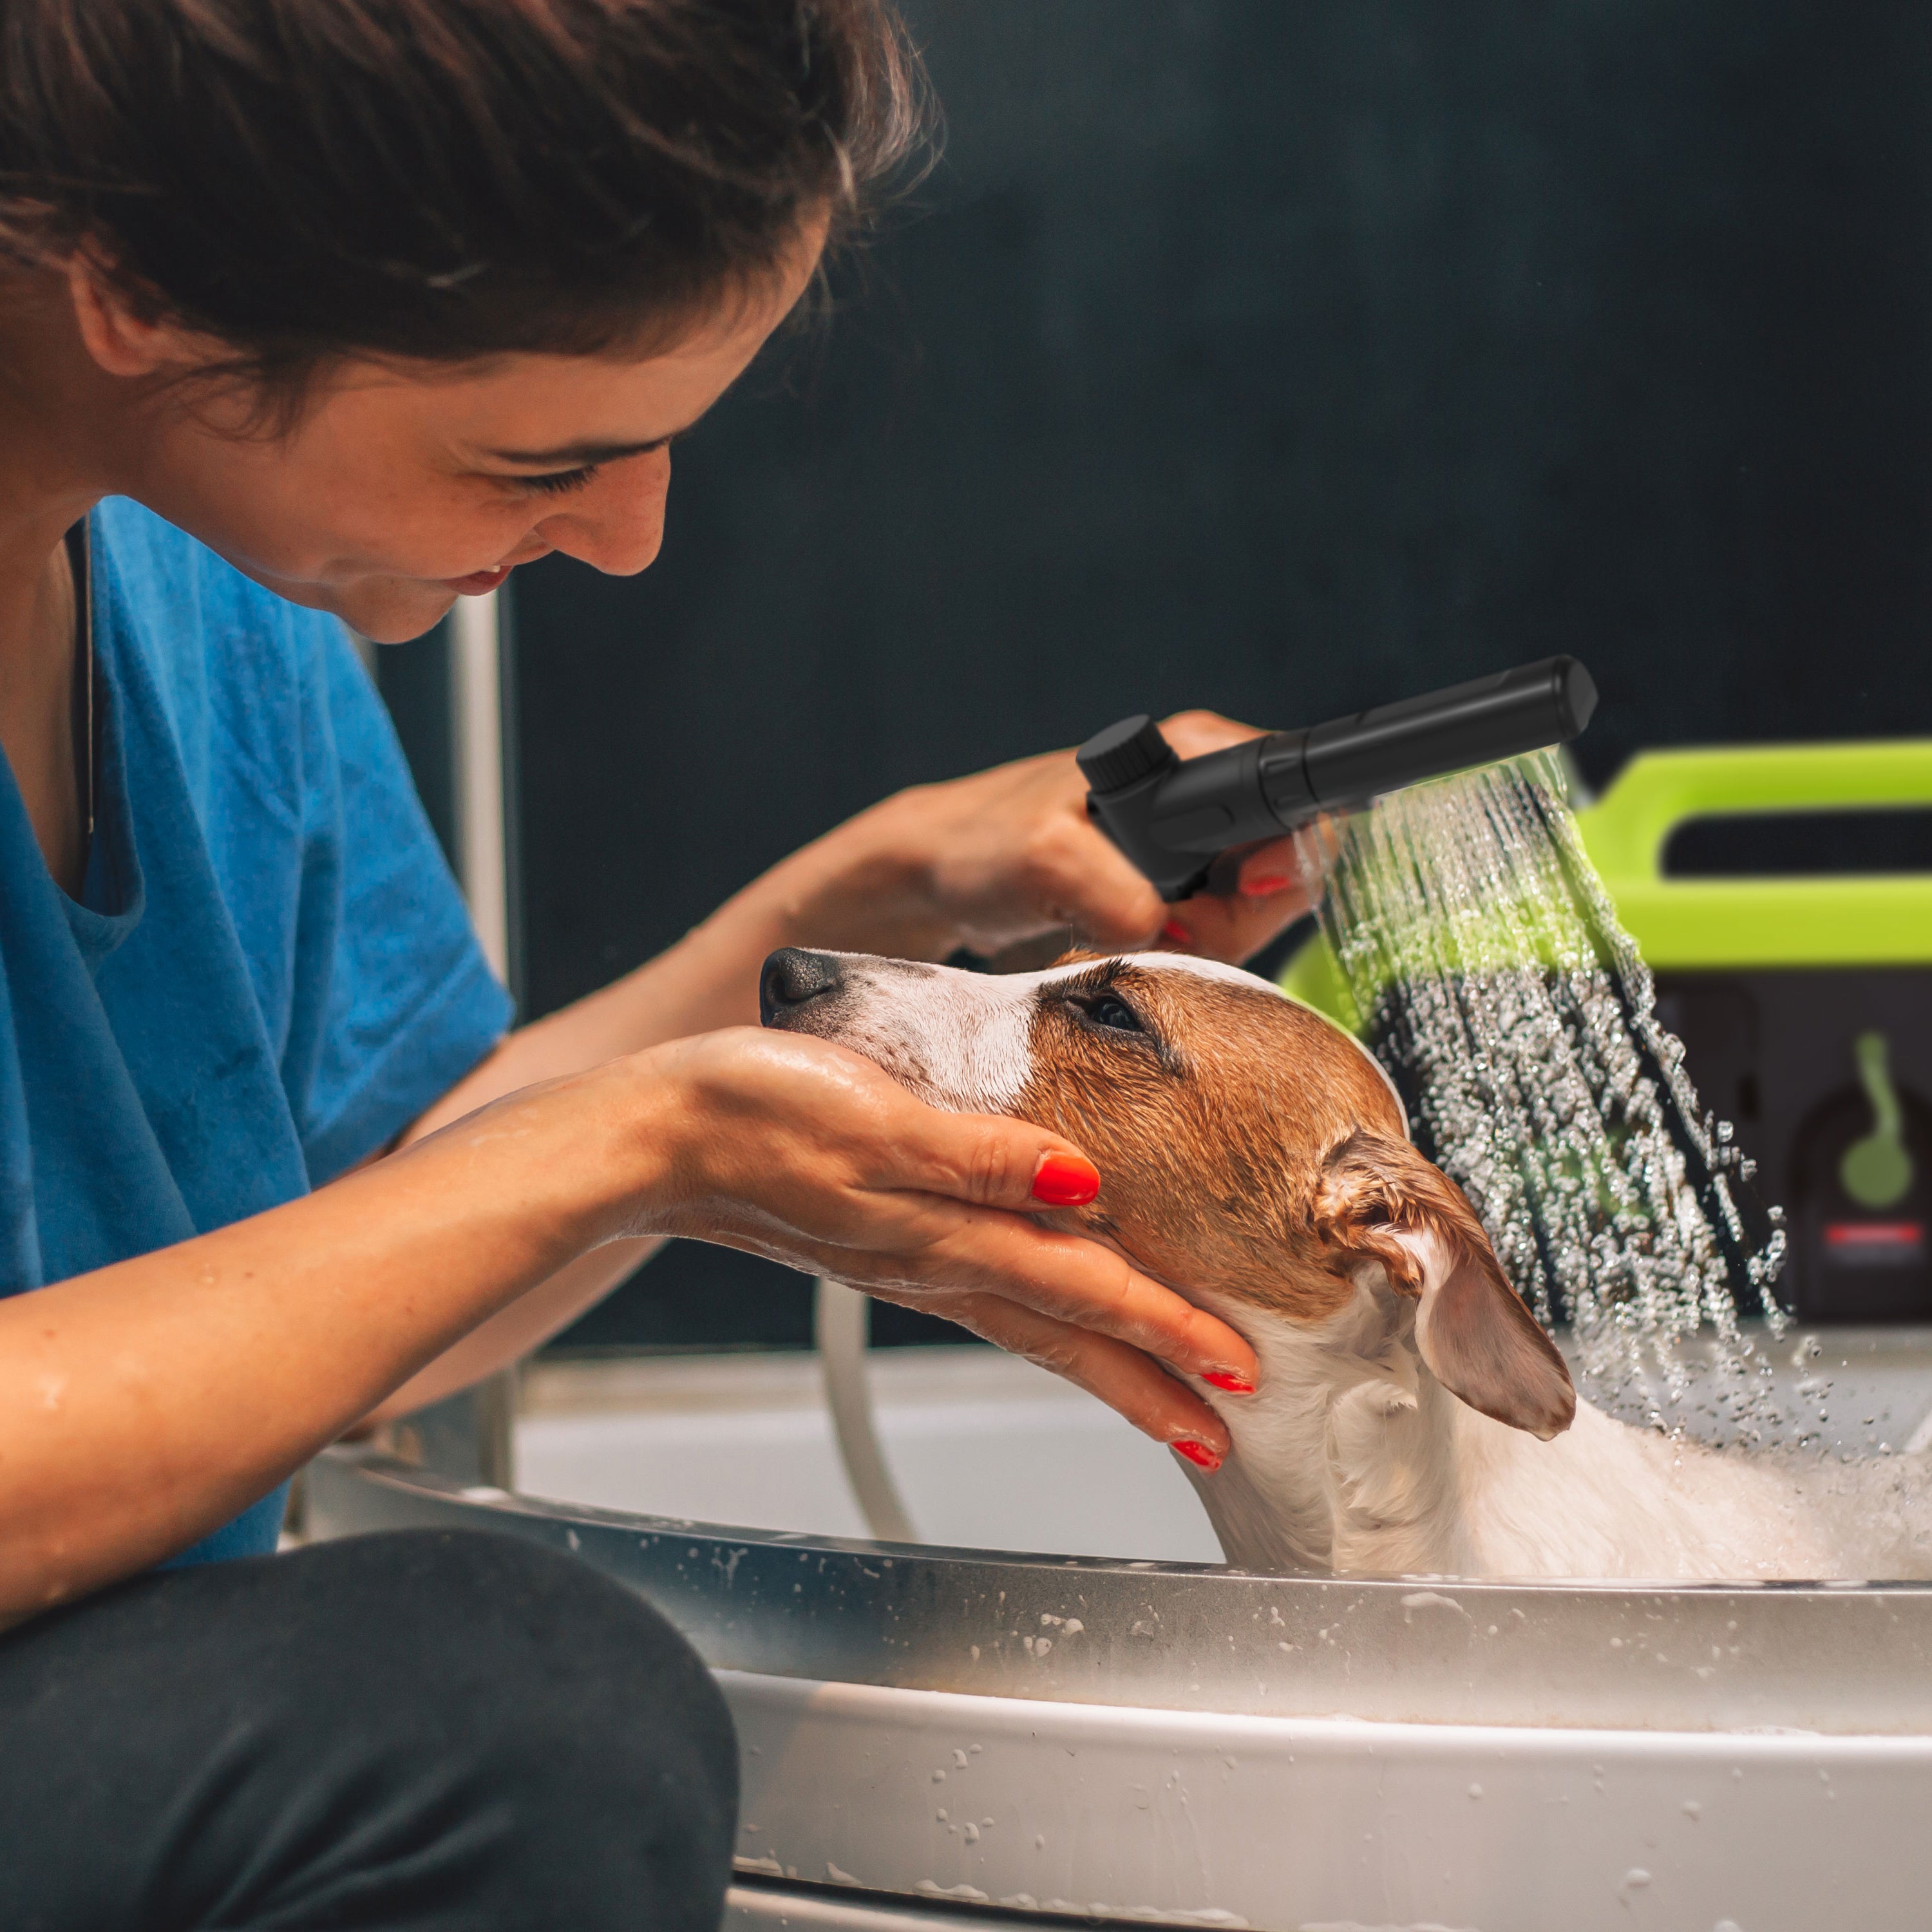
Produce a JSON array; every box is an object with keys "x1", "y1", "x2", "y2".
[{"x1": 1077, "y1": 655, "x2": 1597, "y2": 901}]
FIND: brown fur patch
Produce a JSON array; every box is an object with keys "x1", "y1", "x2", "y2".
[
  {"x1": 1009, "y1": 957, "x2": 1403, "y2": 1318},
  {"x1": 1312, "y1": 1128, "x2": 1575, "y2": 1435},
  {"x1": 1310, "y1": 1128, "x2": 1497, "y2": 1295}
]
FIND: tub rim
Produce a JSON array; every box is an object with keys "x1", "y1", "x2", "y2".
[{"x1": 305, "y1": 1445, "x2": 1932, "y2": 1736}]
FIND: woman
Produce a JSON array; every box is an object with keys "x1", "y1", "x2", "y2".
[{"x1": 0, "y1": 1, "x2": 1312, "y2": 1924}]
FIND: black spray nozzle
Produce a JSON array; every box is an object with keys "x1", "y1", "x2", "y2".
[{"x1": 1077, "y1": 655, "x2": 1598, "y2": 900}]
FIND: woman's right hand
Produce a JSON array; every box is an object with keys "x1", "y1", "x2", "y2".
[{"x1": 629, "y1": 1027, "x2": 1256, "y2": 1460}]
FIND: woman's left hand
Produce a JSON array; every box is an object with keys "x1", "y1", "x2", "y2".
[{"x1": 765, "y1": 710, "x2": 1321, "y2": 966}]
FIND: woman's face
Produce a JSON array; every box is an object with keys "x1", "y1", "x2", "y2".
[{"x1": 108, "y1": 239, "x2": 823, "y2": 643}]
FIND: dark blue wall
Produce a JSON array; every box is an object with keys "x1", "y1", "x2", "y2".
[{"x1": 500, "y1": 1, "x2": 1932, "y2": 1350}]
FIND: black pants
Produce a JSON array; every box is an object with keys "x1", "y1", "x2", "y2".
[{"x1": 0, "y1": 1528, "x2": 738, "y2": 1930}]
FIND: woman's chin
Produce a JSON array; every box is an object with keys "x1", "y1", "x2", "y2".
[{"x1": 327, "y1": 578, "x2": 480, "y2": 645}]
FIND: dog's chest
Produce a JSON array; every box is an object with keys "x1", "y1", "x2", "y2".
[{"x1": 1190, "y1": 1293, "x2": 1473, "y2": 1574}]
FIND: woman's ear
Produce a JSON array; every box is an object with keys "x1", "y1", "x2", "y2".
[
  {"x1": 65, "y1": 251, "x2": 204, "y2": 379},
  {"x1": 1311, "y1": 1130, "x2": 1576, "y2": 1441}
]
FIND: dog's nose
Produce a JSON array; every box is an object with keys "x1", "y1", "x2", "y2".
[{"x1": 759, "y1": 948, "x2": 846, "y2": 1027}]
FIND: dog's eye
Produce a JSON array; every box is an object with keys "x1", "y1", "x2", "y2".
[{"x1": 1077, "y1": 992, "x2": 1145, "y2": 1035}]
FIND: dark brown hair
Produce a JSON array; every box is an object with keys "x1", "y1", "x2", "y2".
[{"x1": 0, "y1": 0, "x2": 931, "y2": 390}]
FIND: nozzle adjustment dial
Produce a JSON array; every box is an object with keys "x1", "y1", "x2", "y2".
[{"x1": 1076, "y1": 714, "x2": 1177, "y2": 795}]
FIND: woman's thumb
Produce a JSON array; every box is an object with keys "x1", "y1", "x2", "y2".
[
  {"x1": 934, "y1": 1115, "x2": 1102, "y2": 1213},
  {"x1": 1027, "y1": 1148, "x2": 1102, "y2": 1208}
]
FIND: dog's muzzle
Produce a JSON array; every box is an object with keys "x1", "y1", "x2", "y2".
[{"x1": 759, "y1": 947, "x2": 846, "y2": 1028}]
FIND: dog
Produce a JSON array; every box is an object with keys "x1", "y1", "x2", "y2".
[{"x1": 760, "y1": 945, "x2": 1837, "y2": 1580}]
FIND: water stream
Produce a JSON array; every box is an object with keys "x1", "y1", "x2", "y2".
[{"x1": 1293, "y1": 752, "x2": 1792, "y2": 1443}]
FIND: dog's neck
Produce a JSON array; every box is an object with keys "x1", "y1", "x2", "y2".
[
  {"x1": 1178, "y1": 1274, "x2": 1844, "y2": 1582},
  {"x1": 1182, "y1": 1267, "x2": 1491, "y2": 1575}
]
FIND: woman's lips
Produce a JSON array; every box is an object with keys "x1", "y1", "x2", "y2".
[{"x1": 444, "y1": 563, "x2": 514, "y2": 596}]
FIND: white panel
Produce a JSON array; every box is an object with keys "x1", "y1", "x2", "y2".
[
  {"x1": 514, "y1": 1348, "x2": 1223, "y2": 1562},
  {"x1": 725, "y1": 1668, "x2": 1932, "y2": 1932}
]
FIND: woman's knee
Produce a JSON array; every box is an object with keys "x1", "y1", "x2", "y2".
[
  {"x1": 261, "y1": 1530, "x2": 739, "y2": 1927},
  {"x1": 0, "y1": 1528, "x2": 737, "y2": 1931},
  {"x1": 289, "y1": 1528, "x2": 735, "y2": 1774}
]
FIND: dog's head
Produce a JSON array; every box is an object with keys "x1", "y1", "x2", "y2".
[{"x1": 761, "y1": 947, "x2": 1573, "y2": 1439}]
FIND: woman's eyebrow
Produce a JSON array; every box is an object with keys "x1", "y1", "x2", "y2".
[{"x1": 480, "y1": 422, "x2": 696, "y2": 466}]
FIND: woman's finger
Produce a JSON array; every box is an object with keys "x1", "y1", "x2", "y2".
[
  {"x1": 1010, "y1": 802, "x2": 1168, "y2": 951},
  {"x1": 1148, "y1": 832, "x2": 1328, "y2": 965},
  {"x1": 914, "y1": 1289, "x2": 1233, "y2": 1457},
  {"x1": 1231, "y1": 837, "x2": 1308, "y2": 900},
  {"x1": 869, "y1": 1103, "x2": 1108, "y2": 1216},
  {"x1": 866, "y1": 1196, "x2": 1258, "y2": 1385},
  {"x1": 1155, "y1": 707, "x2": 1271, "y2": 759}
]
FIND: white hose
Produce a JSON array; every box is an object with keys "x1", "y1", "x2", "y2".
[{"x1": 814, "y1": 1278, "x2": 918, "y2": 1543}]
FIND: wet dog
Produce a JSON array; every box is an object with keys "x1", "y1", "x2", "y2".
[{"x1": 760, "y1": 947, "x2": 1832, "y2": 1580}]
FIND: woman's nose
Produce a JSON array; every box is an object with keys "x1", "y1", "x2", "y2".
[
  {"x1": 759, "y1": 948, "x2": 845, "y2": 1026},
  {"x1": 539, "y1": 447, "x2": 671, "y2": 576}
]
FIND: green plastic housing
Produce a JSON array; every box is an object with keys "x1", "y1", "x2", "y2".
[{"x1": 1278, "y1": 739, "x2": 1932, "y2": 1023}]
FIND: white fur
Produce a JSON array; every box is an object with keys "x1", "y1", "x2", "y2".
[
  {"x1": 809, "y1": 956, "x2": 1033, "y2": 1113},
  {"x1": 1176, "y1": 1281, "x2": 1835, "y2": 1580}
]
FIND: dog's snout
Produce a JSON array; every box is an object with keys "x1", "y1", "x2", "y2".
[{"x1": 759, "y1": 947, "x2": 846, "y2": 1027}]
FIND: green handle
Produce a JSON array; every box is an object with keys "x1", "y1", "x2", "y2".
[
  {"x1": 1573, "y1": 740, "x2": 1932, "y2": 968},
  {"x1": 1857, "y1": 1030, "x2": 1904, "y2": 1142},
  {"x1": 1842, "y1": 1030, "x2": 1914, "y2": 1210}
]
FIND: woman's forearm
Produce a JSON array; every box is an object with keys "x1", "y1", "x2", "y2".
[
  {"x1": 0, "y1": 1063, "x2": 659, "y2": 1620},
  {"x1": 0, "y1": 1028, "x2": 1251, "y2": 1622},
  {"x1": 368, "y1": 867, "x2": 848, "y2": 1406},
  {"x1": 368, "y1": 1235, "x2": 661, "y2": 1419},
  {"x1": 422, "y1": 717, "x2": 1319, "y2": 1135}
]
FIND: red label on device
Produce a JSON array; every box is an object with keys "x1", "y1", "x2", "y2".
[{"x1": 1825, "y1": 1222, "x2": 1925, "y2": 1265}]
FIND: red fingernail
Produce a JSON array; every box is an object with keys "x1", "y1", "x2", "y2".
[
  {"x1": 1202, "y1": 1370, "x2": 1255, "y2": 1395},
  {"x1": 1240, "y1": 874, "x2": 1294, "y2": 898},
  {"x1": 1172, "y1": 1440, "x2": 1222, "y2": 1472},
  {"x1": 1031, "y1": 1151, "x2": 1100, "y2": 1206},
  {"x1": 1160, "y1": 919, "x2": 1191, "y2": 945}
]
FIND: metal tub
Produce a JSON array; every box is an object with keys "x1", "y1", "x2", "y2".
[{"x1": 307, "y1": 1432, "x2": 1932, "y2": 1932}]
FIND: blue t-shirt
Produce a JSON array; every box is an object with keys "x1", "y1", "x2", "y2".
[{"x1": 0, "y1": 500, "x2": 513, "y2": 1564}]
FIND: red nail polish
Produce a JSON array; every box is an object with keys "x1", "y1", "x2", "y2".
[
  {"x1": 1160, "y1": 919, "x2": 1191, "y2": 945},
  {"x1": 1202, "y1": 1370, "x2": 1255, "y2": 1395},
  {"x1": 1240, "y1": 874, "x2": 1293, "y2": 898},
  {"x1": 1031, "y1": 1151, "x2": 1100, "y2": 1206},
  {"x1": 1172, "y1": 1440, "x2": 1222, "y2": 1472}
]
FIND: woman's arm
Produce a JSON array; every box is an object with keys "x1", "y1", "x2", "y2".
[
  {"x1": 0, "y1": 1029, "x2": 1254, "y2": 1622},
  {"x1": 371, "y1": 711, "x2": 1320, "y2": 1410}
]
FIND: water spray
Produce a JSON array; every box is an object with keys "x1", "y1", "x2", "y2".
[{"x1": 1077, "y1": 656, "x2": 1598, "y2": 899}]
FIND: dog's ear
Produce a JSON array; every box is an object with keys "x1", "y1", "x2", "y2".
[{"x1": 1311, "y1": 1130, "x2": 1576, "y2": 1441}]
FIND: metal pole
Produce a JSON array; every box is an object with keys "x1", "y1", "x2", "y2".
[
  {"x1": 443, "y1": 588, "x2": 516, "y2": 1484},
  {"x1": 448, "y1": 589, "x2": 511, "y2": 984}
]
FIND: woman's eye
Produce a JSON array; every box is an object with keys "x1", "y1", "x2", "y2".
[
  {"x1": 516, "y1": 463, "x2": 602, "y2": 497},
  {"x1": 1082, "y1": 993, "x2": 1144, "y2": 1034}
]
